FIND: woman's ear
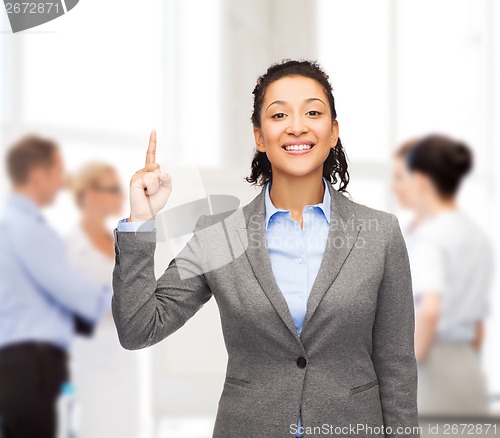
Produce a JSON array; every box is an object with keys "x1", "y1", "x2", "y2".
[
  {"x1": 253, "y1": 127, "x2": 265, "y2": 152},
  {"x1": 412, "y1": 171, "x2": 430, "y2": 196},
  {"x1": 330, "y1": 119, "x2": 339, "y2": 148}
]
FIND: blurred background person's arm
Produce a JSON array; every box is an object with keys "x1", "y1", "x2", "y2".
[
  {"x1": 472, "y1": 319, "x2": 485, "y2": 352},
  {"x1": 414, "y1": 292, "x2": 442, "y2": 363},
  {"x1": 8, "y1": 207, "x2": 112, "y2": 324}
]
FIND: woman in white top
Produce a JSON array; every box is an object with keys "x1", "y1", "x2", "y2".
[
  {"x1": 65, "y1": 162, "x2": 141, "y2": 438},
  {"x1": 392, "y1": 134, "x2": 494, "y2": 416}
]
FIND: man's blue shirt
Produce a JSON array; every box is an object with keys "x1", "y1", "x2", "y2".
[{"x1": 0, "y1": 192, "x2": 112, "y2": 351}]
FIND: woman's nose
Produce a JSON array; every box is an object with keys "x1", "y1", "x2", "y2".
[{"x1": 285, "y1": 116, "x2": 308, "y2": 135}]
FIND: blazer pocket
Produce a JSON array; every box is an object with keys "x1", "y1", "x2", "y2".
[
  {"x1": 224, "y1": 376, "x2": 252, "y2": 388},
  {"x1": 349, "y1": 379, "x2": 379, "y2": 395}
]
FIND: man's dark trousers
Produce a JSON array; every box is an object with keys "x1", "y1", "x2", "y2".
[{"x1": 0, "y1": 342, "x2": 68, "y2": 438}]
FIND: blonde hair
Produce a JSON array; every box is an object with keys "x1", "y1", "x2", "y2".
[{"x1": 68, "y1": 161, "x2": 117, "y2": 209}]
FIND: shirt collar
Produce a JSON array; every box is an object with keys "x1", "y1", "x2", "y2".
[
  {"x1": 6, "y1": 192, "x2": 45, "y2": 222},
  {"x1": 264, "y1": 177, "x2": 331, "y2": 229}
]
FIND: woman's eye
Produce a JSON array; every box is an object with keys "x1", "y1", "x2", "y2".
[
  {"x1": 271, "y1": 113, "x2": 286, "y2": 119},
  {"x1": 307, "y1": 110, "x2": 322, "y2": 116}
]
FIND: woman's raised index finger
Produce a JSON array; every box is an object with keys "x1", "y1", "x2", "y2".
[{"x1": 146, "y1": 129, "x2": 157, "y2": 165}]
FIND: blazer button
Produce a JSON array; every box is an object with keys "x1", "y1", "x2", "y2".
[{"x1": 296, "y1": 356, "x2": 307, "y2": 368}]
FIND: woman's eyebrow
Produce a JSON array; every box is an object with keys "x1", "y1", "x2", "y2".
[
  {"x1": 306, "y1": 97, "x2": 327, "y2": 107},
  {"x1": 266, "y1": 97, "x2": 327, "y2": 111},
  {"x1": 266, "y1": 100, "x2": 287, "y2": 111}
]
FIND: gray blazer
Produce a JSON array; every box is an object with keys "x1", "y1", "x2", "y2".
[{"x1": 112, "y1": 180, "x2": 420, "y2": 438}]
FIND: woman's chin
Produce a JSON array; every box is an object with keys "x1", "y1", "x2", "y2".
[{"x1": 277, "y1": 163, "x2": 323, "y2": 178}]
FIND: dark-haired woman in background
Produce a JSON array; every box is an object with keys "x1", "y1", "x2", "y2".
[
  {"x1": 391, "y1": 138, "x2": 424, "y2": 239},
  {"x1": 112, "y1": 59, "x2": 419, "y2": 437},
  {"x1": 401, "y1": 135, "x2": 493, "y2": 415}
]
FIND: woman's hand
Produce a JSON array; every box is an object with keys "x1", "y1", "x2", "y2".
[{"x1": 128, "y1": 130, "x2": 172, "y2": 222}]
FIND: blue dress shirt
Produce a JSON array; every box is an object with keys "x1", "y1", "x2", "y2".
[
  {"x1": 117, "y1": 178, "x2": 332, "y2": 437},
  {"x1": 0, "y1": 193, "x2": 112, "y2": 351},
  {"x1": 117, "y1": 217, "x2": 155, "y2": 232},
  {"x1": 264, "y1": 177, "x2": 331, "y2": 438}
]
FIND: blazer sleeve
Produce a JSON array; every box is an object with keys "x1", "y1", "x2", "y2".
[
  {"x1": 371, "y1": 213, "x2": 420, "y2": 437},
  {"x1": 112, "y1": 214, "x2": 213, "y2": 350}
]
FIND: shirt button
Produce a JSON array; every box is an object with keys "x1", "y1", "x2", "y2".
[
  {"x1": 296, "y1": 357, "x2": 307, "y2": 368},
  {"x1": 298, "y1": 292, "x2": 304, "y2": 298},
  {"x1": 308, "y1": 206, "x2": 313, "y2": 211},
  {"x1": 297, "y1": 257, "x2": 303, "y2": 264}
]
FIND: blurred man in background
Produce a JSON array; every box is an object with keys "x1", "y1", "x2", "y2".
[{"x1": 0, "y1": 134, "x2": 112, "y2": 438}]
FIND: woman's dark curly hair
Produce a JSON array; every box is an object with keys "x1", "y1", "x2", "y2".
[{"x1": 245, "y1": 59, "x2": 350, "y2": 193}]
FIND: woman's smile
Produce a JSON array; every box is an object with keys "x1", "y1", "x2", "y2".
[
  {"x1": 281, "y1": 141, "x2": 314, "y2": 155},
  {"x1": 281, "y1": 141, "x2": 315, "y2": 155}
]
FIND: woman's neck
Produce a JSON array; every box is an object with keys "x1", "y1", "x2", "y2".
[
  {"x1": 80, "y1": 210, "x2": 108, "y2": 236},
  {"x1": 268, "y1": 169, "x2": 325, "y2": 217},
  {"x1": 421, "y1": 196, "x2": 458, "y2": 219},
  {"x1": 80, "y1": 210, "x2": 115, "y2": 259}
]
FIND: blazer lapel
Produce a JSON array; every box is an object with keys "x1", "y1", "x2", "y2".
[
  {"x1": 236, "y1": 185, "x2": 301, "y2": 341},
  {"x1": 302, "y1": 182, "x2": 361, "y2": 332},
  {"x1": 236, "y1": 180, "x2": 361, "y2": 342}
]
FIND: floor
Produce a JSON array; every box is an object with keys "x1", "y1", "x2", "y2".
[{"x1": 157, "y1": 417, "x2": 215, "y2": 438}]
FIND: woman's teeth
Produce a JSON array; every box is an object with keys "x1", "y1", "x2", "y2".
[{"x1": 283, "y1": 144, "x2": 313, "y2": 151}]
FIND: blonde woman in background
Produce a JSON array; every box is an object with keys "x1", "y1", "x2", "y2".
[
  {"x1": 392, "y1": 134, "x2": 493, "y2": 416},
  {"x1": 65, "y1": 162, "x2": 140, "y2": 438}
]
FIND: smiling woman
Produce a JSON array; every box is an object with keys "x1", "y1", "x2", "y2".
[
  {"x1": 112, "y1": 59, "x2": 420, "y2": 438},
  {"x1": 247, "y1": 60, "x2": 350, "y2": 200}
]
